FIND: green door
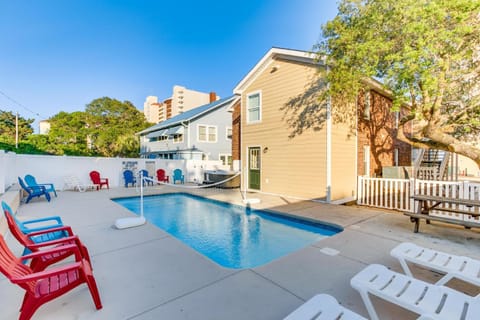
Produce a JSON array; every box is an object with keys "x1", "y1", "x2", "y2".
[{"x1": 248, "y1": 147, "x2": 261, "y2": 190}]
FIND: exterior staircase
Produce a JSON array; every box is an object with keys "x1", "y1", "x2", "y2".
[{"x1": 414, "y1": 149, "x2": 452, "y2": 180}]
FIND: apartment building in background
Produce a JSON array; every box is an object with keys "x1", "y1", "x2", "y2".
[
  {"x1": 143, "y1": 85, "x2": 219, "y2": 123},
  {"x1": 39, "y1": 120, "x2": 51, "y2": 134}
]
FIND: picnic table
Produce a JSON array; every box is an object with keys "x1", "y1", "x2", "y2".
[{"x1": 406, "y1": 194, "x2": 480, "y2": 233}]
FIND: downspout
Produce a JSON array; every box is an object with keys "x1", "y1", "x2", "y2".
[
  {"x1": 181, "y1": 121, "x2": 190, "y2": 149},
  {"x1": 325, "y1": 63, "x2": 332, "y2": 203},
  {"x1": 354, "y1": 95, "x2": 359, "y2": 200}
]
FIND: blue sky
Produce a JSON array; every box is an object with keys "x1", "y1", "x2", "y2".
[{"x1": 0, "y1": 1, "x2": 338, "y2": 131}]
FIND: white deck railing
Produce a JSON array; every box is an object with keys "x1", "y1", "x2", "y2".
[{"x1": 357, "y1": 176, "x2": 480, "y2": 224}]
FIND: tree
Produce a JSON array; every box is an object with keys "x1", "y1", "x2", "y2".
[
  {"x1": 316, "y1": 0, "x2": 480, "y2": 167},
  {"x1": 0, "y1": 110, "x2": 34, "y2": 143},
  {"x1": 85, "y1": 97, "x2": 152, "y2": 157},
  {"x1": 48, "y1": 111, "x2": 91, "y2": 155}
]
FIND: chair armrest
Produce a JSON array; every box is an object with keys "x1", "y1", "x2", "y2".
[
  {"x1": 26, "y1": 225, "x2": 74, "y2": 237},
  {"x1": 28, "y1": 185, "x2": 47, "y2": 192},
  {"x1": 22, "y1": 216, "x2": 63, "y2": 227},
  {"x1": 36, "y1": 183, "x2": 55, "y2": 188},
  {"x1": 21, "y1": 243, "x2": 82, "y2": 261},
  {"x1": 11, "y1": 261, "x2": 83, "y2": 283}
]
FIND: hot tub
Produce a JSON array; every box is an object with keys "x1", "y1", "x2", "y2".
[{"x1": 203, "y1": 170, "x2": 240, "y2": 188}]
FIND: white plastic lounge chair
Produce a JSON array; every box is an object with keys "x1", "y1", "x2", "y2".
[
  {"x1": 391, "y1": 242, "x2": 480, "y2": 287},
  {"x1": 350, "y1": 264, "x2": 480, "y2": 320},
  {"x1": 284, "y1": 294, "x2": 367, "y2": 320},
  {"x1": 63, "y1": 175, "x2": 96, "y2": 192}
]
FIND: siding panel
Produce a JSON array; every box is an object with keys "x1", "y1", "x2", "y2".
[{"x1": 241, "y1": 60, "x2": 328, "y2": 199}]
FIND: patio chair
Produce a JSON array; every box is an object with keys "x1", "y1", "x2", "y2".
[
  {"x1": 0, "y1": 234, "x2": 102, "y2": 320},
  {"x1": 63, "y1": 175, "x2": 97, "y2": 192},
  {"x1": 18, "y1": 177, "x2": 51, "y2": 203},
  {"x1": 89, "y1": 170, "x2": 109, "y2": 190},
  {"x1": 173, "y1": 168, "x2": 185, "y2": 184},
  {"x1": 123, "y1": 169, "x2": 136, "y2": 187},
  {"x1": 1, "y1": 201, "x2": 64, "y2": 235},
  {"x1": 3, "y1": 206, "x2": 92, "y2": 271},
  {"x1": 24, "y1": 174, "x2": 57, "y2": 197},
  {"x1": 350, "y1": 264, "x2": 480, "y2": 320},
  {"x1": 156, "y1": 169, "x2": 169, "y2": 183},
  {"x1": 139, "y1": 169, "x2": 154, "y2": 186},
  {"x1": 391, "y1": 242, "x2": 480, "y2": 287},
  {"x1": 284, "y1": 293, "x2": 367, "y2": 320}
]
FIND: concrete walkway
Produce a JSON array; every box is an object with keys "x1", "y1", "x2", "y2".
[{"x1": 1, "y1": 186, "x2": 480, "y2": 320}]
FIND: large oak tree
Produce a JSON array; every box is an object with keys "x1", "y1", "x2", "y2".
[{"x1": 316, "y1": 0, "x2": 480, "y2": 167}]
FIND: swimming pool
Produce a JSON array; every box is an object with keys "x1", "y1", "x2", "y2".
[{"x1": 113, "y1": 193, "x2": 341, "y2": 269}]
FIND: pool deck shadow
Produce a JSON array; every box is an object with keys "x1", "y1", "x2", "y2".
[{"x1": 1, "y1": 186, "x2": 480, "y2": 319}]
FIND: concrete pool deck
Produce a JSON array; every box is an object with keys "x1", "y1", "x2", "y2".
[{"x1": 1, "y1": 186, "x2": 480, "y2": 319}]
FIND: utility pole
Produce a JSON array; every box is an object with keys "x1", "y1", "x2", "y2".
[{"x1": 15, "y1": 112, "x2": 19, "y2": 148}]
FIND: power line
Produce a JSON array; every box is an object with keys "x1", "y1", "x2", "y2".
[{"x1": 0, "y1": 89, "x2": 47, "y2": 119}]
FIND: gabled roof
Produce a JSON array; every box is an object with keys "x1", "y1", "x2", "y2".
[
  {"x1": 138, "y1": 95, "x2": 239, "y2": 135},
  {"x1": 233, "y1": 47, "x2": 394, "y2": 99},
  {"x1": 233, "y1": 47, "x2": 322, "y2": 94}
]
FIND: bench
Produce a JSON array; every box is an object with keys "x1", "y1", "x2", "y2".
[{"x1": 406, "y1": 194, "x2": 480, "y2": 233}]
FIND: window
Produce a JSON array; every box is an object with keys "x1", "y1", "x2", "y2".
[
  {"x1": 219, "y1": 154, "x2": 232, "y2": 166},
  {"x1": 173, "y1": 134, "x2": 183, "y2": 143},
  {"x1": 198, "y1": 125, "x2": 217, "y2": 142},
  {"x1": 247, "y1": 91, "x2": 261, "y2": 123},
  {"x1": 226, "y1": 127, "x2": 232, "y2": 140},
  {"x1": 149, "y1": 135, "x2": 167, "y2": 142},
  {"x1": 363, "y1": 90, "x2": 371, "y2": 120}
]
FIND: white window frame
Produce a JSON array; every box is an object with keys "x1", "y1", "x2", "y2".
[
  {"x1": 172, "y1": 134, "x2": 183, "y2": 143},
  {"x1": 226, "y1": 126, "x2": 232, "y2": 140},
  {"x1": 197, "y1": 124, "x2": 217, "y2": 143},
  {"x1": 219, "y1": 153, "x2": 232, "y2": 166},
  {"x1": 246, "y1": 90, "x2": 262, "y2": 124}
]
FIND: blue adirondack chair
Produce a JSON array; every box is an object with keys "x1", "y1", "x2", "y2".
[
  {"x1": 1, "y1": 201, "x2": 63, "y2": 234},
  {"x1": 173, "y1": 169, "x2": 185, "y2": 184},
  {"x1": 123, "y1": 170, "x2": 136, "y2": 187},
  {"x1": 1, "y1": 201, "x2": 68, "y2": 255},
  {"x1": 18, "y1": 177, "x2": 51, "y2": 203},
  {"x1": 24, "y1": 174, "x2": 57, "y2": 197},
  {"x1": 139, "y1": 169, "x2": 154, "y2": 186}
]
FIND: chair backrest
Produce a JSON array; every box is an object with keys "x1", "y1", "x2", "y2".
[
  {"x1": 1, "y1": 201, "x2": 25, "y2": 231},
  {"x1": 156, "y1": 169, "x2": 166, "y2": 180},
  {"x1": 24, "y1": 174, "x2": 38, "y2": 187},
  {"x1": 123, "y1": 170, "x2": 134, "y2": 182},
  {"x1": 173, "y1": 169, "x2": 183, "y2": 178},
  {"x1": 89, "y1": 171, "x2": 101, "y2": 184},
  {"x1": 140, "y1": 169, "x2": 149, "y2": 177},
  {"x1": 2, "y1": 206, "x2": 34, "y2": 247},
  {"x1": 0, "y1": 234, "x2": 33, "y2": 289},
  {"x1": 18, "y1": 177, "x2": 32, "y2": 195}
]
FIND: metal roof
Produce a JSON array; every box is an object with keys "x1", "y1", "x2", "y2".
[{"x1": 138, "y1": 95, "x2": 238, "y2": 135}]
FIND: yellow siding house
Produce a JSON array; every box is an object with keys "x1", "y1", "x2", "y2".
[{"x1": 234, "y1": 48, "x2": 357, "y2": 202}]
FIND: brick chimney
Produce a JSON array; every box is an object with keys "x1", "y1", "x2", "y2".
[{"x1": 209, "y1": 92, "x2": 217, "y2": 102}]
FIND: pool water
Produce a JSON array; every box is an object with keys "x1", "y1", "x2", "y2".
[{"x1": 113, "y1": 193, "x2": 341, "y2": 269}]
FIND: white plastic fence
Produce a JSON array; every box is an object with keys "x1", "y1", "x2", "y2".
[{"x1": 357, "y1": 176, "x2": 480, "y2": 224}]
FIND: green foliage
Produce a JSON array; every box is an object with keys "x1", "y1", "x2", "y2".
[
  {"x1": 48, "y1": 111, "x2": 92, "y2": 155},
  {"x1": 0, "y1": 98, "x2": 152, "y2": 157},
  {"x1": 85, "y1": 97, "x2": 151, "y2": 157},
  {"x1": 0, "y1": 111, "x2": 34, "y2": 143},
  {"x1": 316, "y1": 0, "x2": 480, "y2": 164}
]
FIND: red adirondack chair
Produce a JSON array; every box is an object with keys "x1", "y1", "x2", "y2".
[
  {"x1": 89, "y1": 171, "x2": 109, "y2": 190},
  {"x1": 0, "y1": 234, "x2": 102, "y2": 320},
  {"x1": 156, "y1": 169, "x2": 170, "y2": 183},
  {"x1": 3, "y1": 208, "x2": 92, "y2": 271}
]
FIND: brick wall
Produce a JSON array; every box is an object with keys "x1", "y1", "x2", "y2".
[{"x1": 357, "y1": 89, "x2": 412, "y2": 177}]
